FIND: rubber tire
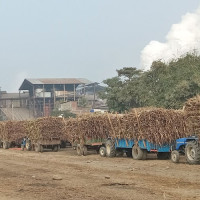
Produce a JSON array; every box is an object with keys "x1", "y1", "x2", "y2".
[
  {"x1": 26, "y1": 140, "x2": 32, "y2": 151},
  {"x1": 3, "y1": 141, "x2": 10, "y2": 149},
  {"x1": 132, "y1": 146, "x2": 146, "y2": 160},
  {"x1": 77, "y1": 144, "x2": 83, "y2": 156},
  {"x1": 157, "y1": 152, "x2": 170, "y2": 160},
  {"x1": 35, "y1": 144, "x2": 43, "y2": 152},
  {"x1": 142, "y1": 149, "x2": 147, "y2": 160},
  {"x1": 171, "y1": 150, "x2": 180, "y2": 163},
  {"x1": 53, "y1": 145, "x2": 58, "y2": 152},
  {"x1": 106, "y1": 139, "x2": 116, "y2": 157},
  {"x1": 99, "y1": 146, "x2": 106, "y2": 157},
  {"x1": 126, "y1": 151, "x2": 132, "y2": 157},
  {"x1": 185, "y1": 141, "x2": 200, "y2": 165},
  {"x1": 21, "y1": 145, "x2": 25, "y2": 151},
  {"x1": 82, "y1": 145, "x2": 87, "y2": 156}
]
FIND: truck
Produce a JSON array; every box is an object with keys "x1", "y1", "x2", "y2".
[
  {"x1": 23, "y1": 137, "x2": 61, "y2": 152},
  {"x1": 105, "y1": 136, "x2": 200, "y2": 164},
  {"x1": 76, "y1": 138, "x2": 106, "y2": 156}
]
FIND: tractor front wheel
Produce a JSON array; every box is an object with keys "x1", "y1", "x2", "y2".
[{"x1": 171, "y1": 150, "x2": 180, "y2": 163}]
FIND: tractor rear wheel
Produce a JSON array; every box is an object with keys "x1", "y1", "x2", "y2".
[
  {"x1": 171, "y1": 150, "x2": 180, "y2": 163},
  {"x1": 185, "y1": 141, "x2": 200, "y2": 164},
  {"x1": 106, "y1": 139, "x2": 116, "y2": 157}
]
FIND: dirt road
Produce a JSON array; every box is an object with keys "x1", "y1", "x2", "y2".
[{"x1": 0, "y1": 148, "x2": 199, "y2": 200}]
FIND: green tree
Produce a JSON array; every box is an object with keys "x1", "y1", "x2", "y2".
[{"x1": 100, "y1": 53, "x2": 200, "y2": 111}]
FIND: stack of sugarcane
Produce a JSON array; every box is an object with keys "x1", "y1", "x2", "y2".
[
  {"x1": 24, "y1": 117, "x2": 65, "y2": 142},
  {"x1": 0, "y1": 121, "x2": 26, "y2": 144},
  {"x1": 184, "y1": 95, "x2": 200, "y2": 135},
  {"x1": 106, "y1": 108, "x2": 186, "y2": 145},
  {"x1": 63, "y1": 108, "x2": 186, "y2": 145},
  {"x1": 0, "y1": 121, "x2": 5, "y2": 141},
  {"x1": 64, "y1": 114, "x2": 109, "y2": 144}
]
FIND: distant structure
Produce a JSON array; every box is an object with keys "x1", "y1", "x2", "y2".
[
  {"x1": 0, "y1": 78, "x2": 106, "y2": 120},
  {"x1": 19, "y1": 78, "x2": 92, "y2": 117}
]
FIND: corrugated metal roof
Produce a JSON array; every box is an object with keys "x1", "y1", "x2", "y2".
[
  {"x1": 26, "y1": 78, "x2": 92, "y2": 85},
  {"x1": 19, "y1": 78, "x2": 93, "y2": 90}
]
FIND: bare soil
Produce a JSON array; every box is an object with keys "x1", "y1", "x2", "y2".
[{"x1": 0, "y1": 148, "x2": 200, "y2": 200}]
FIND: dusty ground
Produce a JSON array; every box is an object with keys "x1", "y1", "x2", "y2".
[{"x1": 0, "y1": 148, "x2": 199, "y2": 200}]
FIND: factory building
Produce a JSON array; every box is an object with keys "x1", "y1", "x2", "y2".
[{"x1": 18, "y1": 78, "x2": 92, "y2": 117}]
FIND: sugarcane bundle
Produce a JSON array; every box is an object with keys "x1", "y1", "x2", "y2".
[
  {"x1": 25, "y1": 117, "x2": 65, "y2": 141},
  {"x1": 184, "y1": 96, "x2": 200, "y2": 135},
  {"x1": 1, "y1": 120, "x2": 26, "y2": 143},
  {"x1": 106, "y1": 108, "x2": 187, "y2": 145},
  {"x1": 64, "y1": 118, "x2": 79, "y2": 143},
  {"x1": 64, "y1": 114, "x2": 109, "y2": 144},
  {"x1": 0, "y1": 121, "x2": 5, "y2": 140}
]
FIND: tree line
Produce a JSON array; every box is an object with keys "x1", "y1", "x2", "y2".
[{"x1": 99, "y1": 53, "x2": 200, "y2": 112}]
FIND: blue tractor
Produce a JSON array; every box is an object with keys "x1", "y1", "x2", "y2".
[
  {"x1": 171, "y1": 136, "x2": 200, "y2": 164},
  {"x1": 105, "y1": 136, "x2": 200, "y2": 164}
]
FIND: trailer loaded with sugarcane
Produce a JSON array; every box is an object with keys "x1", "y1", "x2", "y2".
[
  {"x1": 64, "y1": 115, "x2": 109, "y2": 156},
  {"x1": 23, "y1": 117, "x2": 65, "y2": 152}
]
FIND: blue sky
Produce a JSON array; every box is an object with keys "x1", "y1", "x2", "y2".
[{"x1": 0, "y1": 0, "x2": 199, "y2": 92}]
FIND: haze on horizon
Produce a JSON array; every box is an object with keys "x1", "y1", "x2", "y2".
[{"x1": 0, "y1": 0, "x2": 199, "y2": 92}]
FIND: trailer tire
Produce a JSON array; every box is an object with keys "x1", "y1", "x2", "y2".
[
  {"x1": 35, "y1": 143, "x2": 43, "y2": 152},
  {"x1": 185, "y1": 141, "x2": 200, "y2": 164},
  {"x1": 157, "y1": 152, "x2": 170, "y2": 160},
  {"x1": 171, "y1": 150, "x2": 180, "y2": 163},
  {"x1": 3, "y1": 141, "x2": 10, "y2": 149},
  {"x1": 76, "y1": 144, "x2": 83, "y2": 156},
  {"x1": 99, "y1": 146, "x2": 106, "y2": 157},
  {"x1": 53, "y1": 145, "x2": 58, "y2": 152},
  {"x1": 106, "y1": 139, "x2": 116, "y2": 157},
  {"x1": 82, "y1": 145, "x2": 87, "y2": 156},
  {"x1": 142, "y1": 149, "x2": 147, "y2": 160},
  {"x1": 132, "y1": 146, "x2": 145, "y2": 160}
]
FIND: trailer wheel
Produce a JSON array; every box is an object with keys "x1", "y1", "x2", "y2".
[
  {"x1": 185, "y1": 141, "x2": 200, "y2": 164},
  {"x1": 132, "y1": 146, "x2": 146, "y2": 160},
  {"x1": 106, "y1": 139, "x2": 116, "y2": 157},
  {"x1": 77, "y1": 144, "x2": 83, "y2": 156},
  {"x1": 3, "y1": 141, "x2": 10, "y2": 149},
  {"x1": 35, "y1": 143, "x2": 43, "y2": 152},
  {"x1": 82, "y1": 145, "x2": 87, "y2": 156},
  {"x1": 99, "y1": 146, "x2": 106, "y2": 157},
  {"x1": 142, "y1": 149, "x2": 147, "y2": 160},
  {"x1": 171, "y1": 150, "x2": 180, "y2": 163},
  {"x1": 53, "y1": 145, "x2": 58, "y2": 152},
  {"x1": 157, "y1": 152, "x2": 170, "y2": 160}
]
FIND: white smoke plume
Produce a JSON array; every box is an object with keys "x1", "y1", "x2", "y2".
[{"x1": 141, "y1": 6, "x2": 200, "y2": 70}]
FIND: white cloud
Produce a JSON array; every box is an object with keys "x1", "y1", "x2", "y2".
[{"x1": 141, "y1": 6, "x2": 200, "y2": 70}]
